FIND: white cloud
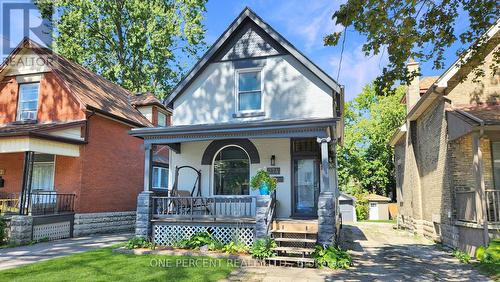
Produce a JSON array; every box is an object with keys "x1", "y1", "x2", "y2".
[{"x1": 329, "y1": 44, "x2": 388, "y2": 100}]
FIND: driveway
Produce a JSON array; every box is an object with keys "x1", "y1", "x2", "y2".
[
  {"x1": 0, "y1": 233, "x2": 131, "y2": 270},
  {"x1": 227, "y1": 222, "x2": 490, "y2": 281}
]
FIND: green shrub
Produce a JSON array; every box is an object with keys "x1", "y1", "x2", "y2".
[
  {"x1": 476, "y1": 246, "x2": 486, "y2": 261},
  {"x1": 312, "y1": 245, "x2": 352, "y2": 269},
  {"x1": 222, "y1": 241, "x2": 249, "y2": 254},
  {"x1": 250, "y1": 238, "x2": 277, "y2": 259},
  {"x1": 355, "y1": 195, "x2": 369, "y2": 220},
  {"x1": 482, "y1": 240, "x2": 500, "y2": 264},
  {"x1": 453, "y1": 249, "x2": 471, "y2": 264},
  {"x1": 177, "y1": 232, "x2": 220, "y2": 250},
  {"x1": 0, "y1": 217, "x2": 6, "y2": 245},
  {"x1": 125, "y1": 237, "x2": 155, "y2": 250}
]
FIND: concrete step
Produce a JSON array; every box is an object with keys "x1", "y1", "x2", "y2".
[
  {"x1": 265, "y1": 256, "x2": 315, "y2": 265},
  {"x1": 273, "y1": 219, "x2": 318, "y2": 233},
  {"x1": 273, "y1": 246, "x2": 315, "y2": 255},
  {"x1": 274, "y1": 237, "x2": 316, "y2": 243}
]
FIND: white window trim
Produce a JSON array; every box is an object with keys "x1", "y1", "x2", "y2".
[
  {"x1": 32, "y1": 155, "x2": 56, "y2": 191},
  {"x1": 211, "y1": 145, "x2": 251, "y2": 196},
  {"x1": 234, "y1": 67, "x2": 264, "y2": 114},
  {"x1": 17, "y1": 82, "x2": 40, "y2": 121},
  {"x1": 152, "y1": 166, "x2": 169, "y2": 190}
]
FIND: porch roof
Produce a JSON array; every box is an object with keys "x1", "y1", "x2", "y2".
[
  {"x1": 0, "y1": 121, "x2": 85, "y2": 156},
  {"x1": 130, "y1": 117, "x2": 338, "y2": 144}
]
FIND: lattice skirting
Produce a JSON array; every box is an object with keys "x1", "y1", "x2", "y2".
[
  {"x1": 33, "y1": 221, "x2": 71, "y2": 241},
  {"x1": 153, "y1": 223, "x2": 255, "y2": 247}
]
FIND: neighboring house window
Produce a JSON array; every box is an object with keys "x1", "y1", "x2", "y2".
[
  {"x1": 17, "y1": 83, "x2": 40, "y2": 121},
  {"x1": 153, "y1": 166, "x2": 168, "y2": 189},
  {"x1": 158, "y1": 112, "x2": 167, "y2": 127},
  {"x1": 493, "y1": 142, "x2": 500, "y2": 189},
  {"x1": 236, "y1": 69, "x2": 262, "y2": 112},
  {"x1": 32, "y1": 154, "x2": 55, "y2": 191},
  {"x1": 213, "y1": 146, "x2": 249, "y2": 195}
]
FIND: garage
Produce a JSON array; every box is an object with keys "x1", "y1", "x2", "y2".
[{"x1": 339, "y1": 193, "x2": 356, "y2": 222}]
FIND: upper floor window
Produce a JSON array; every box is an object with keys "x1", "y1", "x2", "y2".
[
  {"x1": 236, "y1": 69, "x2": 262, "y2": 113},
  {"x1": 17, "y1": 83, "x2": 40, "y2": 121},
  {"x1": 158, "y1": 112, "x2": 167, "y2": 127}
]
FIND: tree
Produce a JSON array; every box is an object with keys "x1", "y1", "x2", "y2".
[
  {"x1": 338, "y1": 83, "x2": 405, "y2": 197},
  {"x1": 325, "y1": 0, "x2": 499, "y2": 94},
  {"x1": 36, "y1": 0, "x2": 207, "y2": 98}
]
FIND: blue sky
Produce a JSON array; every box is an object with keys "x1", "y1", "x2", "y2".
[{"x1": 1, "y1": 0, "x2": 470, "y2": 101}]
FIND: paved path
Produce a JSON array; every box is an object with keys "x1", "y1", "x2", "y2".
[
  {"x1": 226, "y1": 222, "x2": 490, "y2": 281},
  {"x1": 0, "y1": 233, "x2": 132, "y2": 270}
]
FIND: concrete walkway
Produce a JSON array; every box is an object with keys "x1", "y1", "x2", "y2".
[
  {"x1": 0, "y1": 233, "x2": 132, "y2": 270},
  {"x1": 226, "y1": 222, "x2": 490, "y2": 281}
]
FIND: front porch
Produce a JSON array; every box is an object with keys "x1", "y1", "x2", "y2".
[{"x1": 131, "y1": 118, "x2": 341, "y2": 247}]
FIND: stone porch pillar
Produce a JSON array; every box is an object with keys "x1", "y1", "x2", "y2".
[
  {"x1": 10, "y1": 215, "x2": 33, "y2": 244},
  {"x1": 472, "y1": 132, "x2": 489, "y2": 245},
  {"x1": 255, "y1": 195, "x2": 272, "y2": 239},
  {"x1": 136, "y1": 144, "x2": 153, "y2": 238},
  {"x1": 317, "y1": 137, "x2": 337, "y2": 246}
]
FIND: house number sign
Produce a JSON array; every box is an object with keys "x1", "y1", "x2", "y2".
[
  {"x1": 273, "y1": 176, "x2": 284, "y2": 183},
  {"x1": 267, "y1": 167, "x2": 280, "y2": 175}
]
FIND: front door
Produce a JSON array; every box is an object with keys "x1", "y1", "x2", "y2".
[{"x1": 293, "y1": 158, "x2": 319, "y2": 217}]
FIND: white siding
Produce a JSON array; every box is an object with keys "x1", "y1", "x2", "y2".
[
  {"x1": 173, "y1": 55, "x2": 334, "y2": 125},
  {"x1": 169, "y1": 138, "x2": 293, "y2": 217}
]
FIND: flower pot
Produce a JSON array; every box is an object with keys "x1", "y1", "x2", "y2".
[{"x1": 259, "y1": 183, "x2": 269, "y2": 195}]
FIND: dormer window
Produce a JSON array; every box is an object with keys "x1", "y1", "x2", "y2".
[
  {"x1": 17, "y1": 83, "x2": 40, "y2": 121},
  {"x1": 236, "y1": 69, "x2": 262, "y2": 113}
]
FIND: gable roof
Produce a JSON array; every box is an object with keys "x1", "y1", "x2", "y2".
[
  {"x1": 0, "y1": 38, "x2": 152, "y2": 127},
  {"x1": 366, "y1": 194, "x2": 391, "y2": 202},
  {"x1": 130, "y1": 92, "x2": 171, "y2": 112},
  {"x1": 165, "y1": 7, "x2": 341, "y2": 106}
]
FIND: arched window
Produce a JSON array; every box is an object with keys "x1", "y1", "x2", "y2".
[{"x1": 213, "y1": 146, "x2": 250, "y2": 195}]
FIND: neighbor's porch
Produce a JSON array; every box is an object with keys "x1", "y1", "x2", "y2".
[{"x1": 131, "y1": 118, "x2": 341, "y2": 246}]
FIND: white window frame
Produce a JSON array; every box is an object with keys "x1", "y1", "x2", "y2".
[
  {"x1": 32, "y1": 155, "x2": 56, "y2": 191},
  {"x1": 157, "y1": 112, "x2": 167, "y2": 127},
  {"x1": 152, "y1": 166, "x2": 169, "y2": 190},
  {"x1": 17, "y1": 82, "x2": 40, "y2": 121},
  {"x1": 234, "y1": 67, "x2": 264, "y2": 114}
]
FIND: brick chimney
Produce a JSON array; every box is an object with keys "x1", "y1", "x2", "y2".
[{"x1": 406, "y1": 59, "x2": 420, "y2": 113}]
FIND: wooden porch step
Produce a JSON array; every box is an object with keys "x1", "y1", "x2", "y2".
[
  {"x1": 274, "y1": 237, "x2": 316, "y2": 243},
  {"x1": 271, "y1": 229, "x2": 317, "y2": 235},
  {"x1": 265, "y1": 256, "x2": 315, "y2": 264},
  {"x1": 273, "y1": 246, "x2": 315, "y2": 254}
]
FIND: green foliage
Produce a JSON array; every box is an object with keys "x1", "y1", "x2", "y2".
[
  {"x1": 338, "y1": 83, "x2": 406, "y2": 196},
  {"x1": 125, "y1": 237, "x2": 155, "y2": 250},
  {"x1": 325, "y1": 0, "x2": 500, "y2": 94},
  {"x1": 476, "y1": 246, "x2": 486, "y2": 261},
  {"x1": 221, "y1": 241, "x2": 249, "y2": 254},
  {"x1": 36, "y1": 0, "x2": 207, "y2": 99},
  {"x1": 177, "y1": 232, "x2": 218, "y2": 249},
  {"x1": 312, "y1": 245, "x2": 352, "y2": 269},
  {"x1": 354, "y1": 193, "x2": 369, "y2": 220},
  {"x1": 479, "y1": 239, "x2": 500, "y2": 264},
  {"x1": 0, "y1": 217, "x2": 6, "y2": 244},
  {"x1": 250, "y1": 238, "x2": 277, "y2": 259},
  {"x1": 453, "y1": 249, "x2": 471, "y2": 264},
  {"x1": 250, "y1": 169, "x2": 278, "y2": 192}
]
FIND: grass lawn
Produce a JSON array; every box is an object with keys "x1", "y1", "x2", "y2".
[
  {"x1": 0, "y1": 247, "x2": 235, "y2": 282},
  {"x1": 359, "y1": 219, "x2": 396, "y2": 224}
]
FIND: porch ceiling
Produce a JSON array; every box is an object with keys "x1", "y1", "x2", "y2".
[
  {"x1": 130, "y1": 117, "x2": 338, "y2": 144},
  {"x1": 0, "y1": 136, "x2": 81, "y2": 157}
]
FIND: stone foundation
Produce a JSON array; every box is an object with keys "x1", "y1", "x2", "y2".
[
  {"x1": 74, "y1": 211, "x2": 136, "y2": 237},
  {"x1": 9, "y1": 215, "x2": 33, "y2": 245}
]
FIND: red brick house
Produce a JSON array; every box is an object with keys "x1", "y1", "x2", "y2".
[{"x1": 0, "y1": 38, "x2": 170, "y2": 241}]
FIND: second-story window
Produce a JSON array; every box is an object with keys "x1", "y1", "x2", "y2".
[
  {"x1": 237, "y1": 69, "x2": 262, "y2": 113},
  {"x1": 17, "y1": 83, "x2": 40, "y2": 121},
  {"x1": 158, "y1": 112, "x2": 167, "y2": 127}
]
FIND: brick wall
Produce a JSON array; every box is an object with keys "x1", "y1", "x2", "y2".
[
  {"x1": 78, "y1": 115, "x2": 144, "y2": 213},
  {"x1": 0, "y1": 152, "x2": 24, "y2": 194},
  {"x1": 0, "y1": 72, "x2": 84, "y2": 125}
]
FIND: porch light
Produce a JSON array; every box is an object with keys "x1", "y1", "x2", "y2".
[{"x1": 270, "y1": 155, "x2": 276, "y2": 166}]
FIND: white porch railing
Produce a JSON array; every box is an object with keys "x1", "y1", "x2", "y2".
[
  {"x1": 152, "y1": 195, "x2": 257, "y2": 220},
  {"x1": 486, "y1": 190, "x2": 500, "y2": 223}
]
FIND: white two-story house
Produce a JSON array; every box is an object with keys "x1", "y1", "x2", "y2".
[{"x1": 131, "y1": 8, "x2": 344, "y2": 263}]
